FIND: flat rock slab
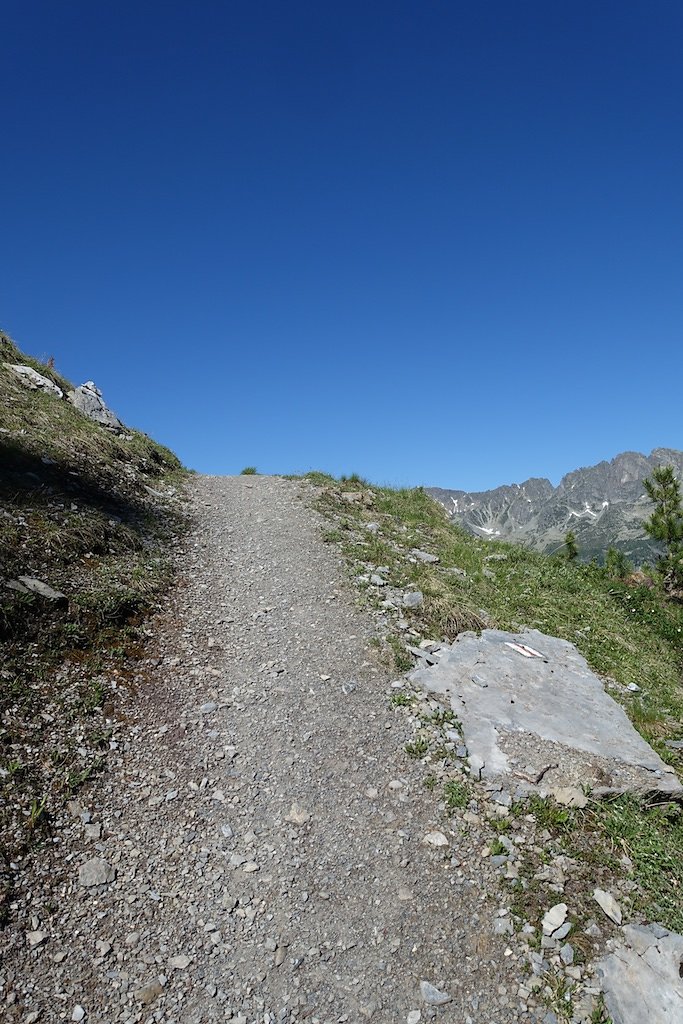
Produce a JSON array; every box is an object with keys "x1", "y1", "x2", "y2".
[
  {"x1": 410, "y1": 628, "x2": 681, "y2": 798},
  {"x1": 597, "y1": 923, "x2": 683, "y2": 1023}
]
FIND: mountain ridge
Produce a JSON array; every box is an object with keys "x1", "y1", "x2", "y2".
[{"x1": 427, "y1": 447, "x2": 683, "y2": 562}]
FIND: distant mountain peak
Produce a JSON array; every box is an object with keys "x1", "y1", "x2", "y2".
[{"x1": 427, "y1": 449, "x2": 683, "y2": 562}]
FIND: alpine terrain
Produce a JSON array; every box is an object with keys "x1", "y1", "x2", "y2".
[{"x1": 428, "y1": 449, "x2": 683, "y2": 563}]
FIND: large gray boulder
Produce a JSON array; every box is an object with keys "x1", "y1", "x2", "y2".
[
  {"x1": 409, "y1": 628, "x2": 682, "y2": 798},
  {"x1": 597, "y1": 923, "x2": 683, "y2": 1023},
  {"x1": 67, "y1": 380, "x2": 123, "y2": 432}
]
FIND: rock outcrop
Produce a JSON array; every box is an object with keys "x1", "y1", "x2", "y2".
[{"x1": 67, "y1": 380, "x2": 123, "y2": 432}]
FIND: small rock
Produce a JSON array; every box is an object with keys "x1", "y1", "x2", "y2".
[
  {"x1": 72, "y1": 1008, "x2": 85, "y2": 1023},
  {"x1": 542, "y1": 903, "x2": 568, "y2": 936},
  {"x1": 78, "y1": 858, "x2": 115, "y2": 887},
  {"x1": 593, "y1": 888, "x2": 622, "y2": 924},
  {"x1": 407, "y1": 1013, "x2": 421, "y2": 1024},
  {"x1": 26, "y1": 930, "x2": 48, "y2": 948},
  {"x1": 419, "y1": 981, "x2": 451, "y2": 1005},
  {"x1": 560, "y1": 943, "x2": 574, "y2": 965},
  {"x1": 422, "y1": 831, "x2": 449, "y2": 847},
  {"x1": 286, "y1": 803, "x2": 311, "y2": 826},
  {"x1": 169, "y1": 954, "x2": 191, "y2": 969},
  {"x1": 550, "y1": 787, "x2": 588, "y2": 809},
  {"x1": 410, "y1": 549, "x2": 439, "y2": 564},
  {"x1": 133, "y1": 979, "x2": 164, "y2": 1005},
  {"x1": 403, "y1": 591, "x2": 424, "y2": 609},
  {"x1": 200, "y1": 701, "x2": 218, "y2": 714}
]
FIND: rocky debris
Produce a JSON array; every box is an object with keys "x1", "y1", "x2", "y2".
[
  {"x1": 402, "y1": 590, "x2": 424, "y2": 609},
  {"x1": 6, "y1": 363, "x2": 63, "y2": 397},
  {"x1": 67, "y1": 380, "x2": 123, "y2": 431},
  {"x1": 410, "y1": 628, "x2": 682, "y2": 798},
  {"x1": 597, "y1": 923, "x2": 683, "y2": 1023},
  {"x1": 7, "y1": 577, "x2": 66, "y2": 602}
]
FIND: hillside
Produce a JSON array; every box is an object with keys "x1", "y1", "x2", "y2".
[
  {"x1": 428, "y1": 448, "x2": 683, "y2": 563},
  {"x1": 0, "y1": 333, "x2": 186, "y2": 909}
]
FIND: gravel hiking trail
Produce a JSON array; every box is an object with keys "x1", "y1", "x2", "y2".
[{"x1": 4, "y1": 475, "x2": 524, "y2": 1024}]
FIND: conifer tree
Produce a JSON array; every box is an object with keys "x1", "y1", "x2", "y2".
[
  {"x1": 643, "y1": 465, "x2": 683, "y2": 595},
  {"x1": 564, "y1": 530, "x2": 579, "y2": 562}
]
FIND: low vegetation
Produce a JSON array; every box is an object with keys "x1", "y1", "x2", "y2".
[{"x1": 0, "y1": 333, "x2": 187, "y2": 920}]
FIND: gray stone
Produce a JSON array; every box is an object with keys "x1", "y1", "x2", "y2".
[
  {"x1": 8, "y1": 577, "x2": 66, "y2": 602},
  {"x1": 403, "y1": 591, "x2": 424, "y2": 609},
  {"x1": 133, "y1": 979, "x2": 164, "y2": 1005},
  {"x1": 200, "y1": 701, "x2": 218, "y2": 713},
  {"x1": 78, "y1": 858, "x2": 115, "y2": 887},
  {"x1": 597, "y1": 923, "x2": 683, "y2": 1024},
  {"x1": 419, "y1": 981, "x2": 451, "y2": 1005},
  {"x1": 6, "y1": 363, "x2": 63, "y2": 397},
  {"x1": 560, "y1": 943, "x2": 574, "y2": 964},
  {"x1": 67, "y1": 381, "x2": 123, "y2": 431},
  {"x1": 410, "y1": 549, "x2": 439, "y2": 564},
  {"x1": 409, "y1": 628, "x2": 682, "y2": 797},
  {"x1": 542, "y1": 903, "x2": 568, "y2": 936},
  {"x1": 593, "y1": 888, "x2": 622, "y2": 924}
]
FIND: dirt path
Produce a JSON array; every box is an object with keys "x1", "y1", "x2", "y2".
[{"x1": 3, "y1": 476, "x2": 524, "y2": 1023}]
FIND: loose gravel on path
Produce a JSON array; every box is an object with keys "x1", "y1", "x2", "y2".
[{"x1": 2, "y1": 475, "x2": 528, "y2": 1024}]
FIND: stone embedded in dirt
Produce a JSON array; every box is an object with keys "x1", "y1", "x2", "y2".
[
  {"x1": 9, "y1": 577, "x2": 66, "y2": 602},
  {"x1": 26, "y1": 930, "x2": 48, "y2": 947},
  {"x1": 402, "y1": 590, "x2": 424, "y2": 608},
  {"x1": 407, "y1": 1012, "x2": 421, "y2": 1024},
  {"x1": 422, "y1": 831, "x2": 449, "y2": 847},
  {"x1": 410, "y1": 548, "x2": 439, "y2": 564},
  {"x1": 549, "y1": 786, "x2": 588, "y2": 808},
  {"x1": 133, "y1": 979, "x2": 164, "y2": 1005},
  {"x1": 593, "y1": 888, "x2": 622, "y2": 924},
  {"x1": 7, "y1": 363, "x2": 63, "y2": 397},
  {"x1": 410, "y1": 628, "x2": 682, "y2": 798},
  {"x1": 78, "y1": 858, "x2": 115, "y2": 888},
  {"x1": 200, "y1": 701, "x2": 218, "y2": 713},
  {"x1": 542, "y1": 903, "x2": 568, "y2": 935},
  {"x1": 419, "y1": 980, "x2": 452, "y2": 1005},
  {"x1": 71, "y1": 1007, "x2": 85, "y2": 1022},
  {"x1": 597, "y1": 923, "x2": 683, "y2": 1024},
  {"x1": 168, "y1": 954, "x2": 191, "y2": 969},
  {"x1": 67, "y1": 380, "x2": 123, "y2": 432},
  {"x1": 285, "y1": 803, "x2": 311, "y2": 826}
]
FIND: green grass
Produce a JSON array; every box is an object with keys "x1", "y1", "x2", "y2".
[
  {"x1": 240, "y1": 466, "x2": 258, "y2": 475},
  {"x1": 444, "y1": 779, "x2": 471, "y2": 809}
]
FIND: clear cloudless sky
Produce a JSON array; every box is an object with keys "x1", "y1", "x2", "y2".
[{"x1": 1, "y1": 1, "x2": 682, "y2": 488}]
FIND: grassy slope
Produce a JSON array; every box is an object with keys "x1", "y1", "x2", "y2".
[
  {"x1": 304, "y1": 472, "x2": 683, "y2": 933},
  {"x1": 0, "y1": 333, "x2": 187, "y2": 917}
]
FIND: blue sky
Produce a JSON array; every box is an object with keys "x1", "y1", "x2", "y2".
[{"x1": 1, "y1": 1, "x2": 681, "y2": 489}]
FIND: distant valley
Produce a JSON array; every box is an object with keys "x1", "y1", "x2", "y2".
[{"x1": 428, "y1": 448, "x2": 683, "y2": 563}]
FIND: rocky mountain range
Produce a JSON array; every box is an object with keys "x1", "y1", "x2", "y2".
[{"x1": 428, "y1": 448, "x2": 683, "y2": 563}]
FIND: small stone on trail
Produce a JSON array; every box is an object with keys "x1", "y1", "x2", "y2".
[
  {"x1": 550, "y1": 786, "x2": 588, "y2": 808},
  {"x1": 200, "y1": 701, "x2": 218, "y2": 713},
  {"x1": 72, "y1": 1007, "x2": 85, "y2": 1022},
  {"x1": 26, "y1": 930, "x2": 48, "y2": 947},
  {"x1": 407, "y1": 1012, "x2": 421, "y2": 1024},
  {"x1": 133, "y1": 979, "x2": 164, "y2": 1005},
  {"x1": 423, "y1": 831, "x2": 449, "y2": 847},
  {"x1": 542, "y1": 903, "x2": 568, "y2": 936},
  {"x1": 169, "y1": 954, "x2": 191, "y2": 969},
  {"x1": 593, "y1": 888, "x2": 622, "y2": 924},
  {"x1": 285, "y1": 803, "x2": 311, "y2": 825},
  {"x1": 419, "y1": 980, "x2": 452, "y2": 1005},
  {"x1": 78, "y1": 858, "x2": 115, "y2": 887}
]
